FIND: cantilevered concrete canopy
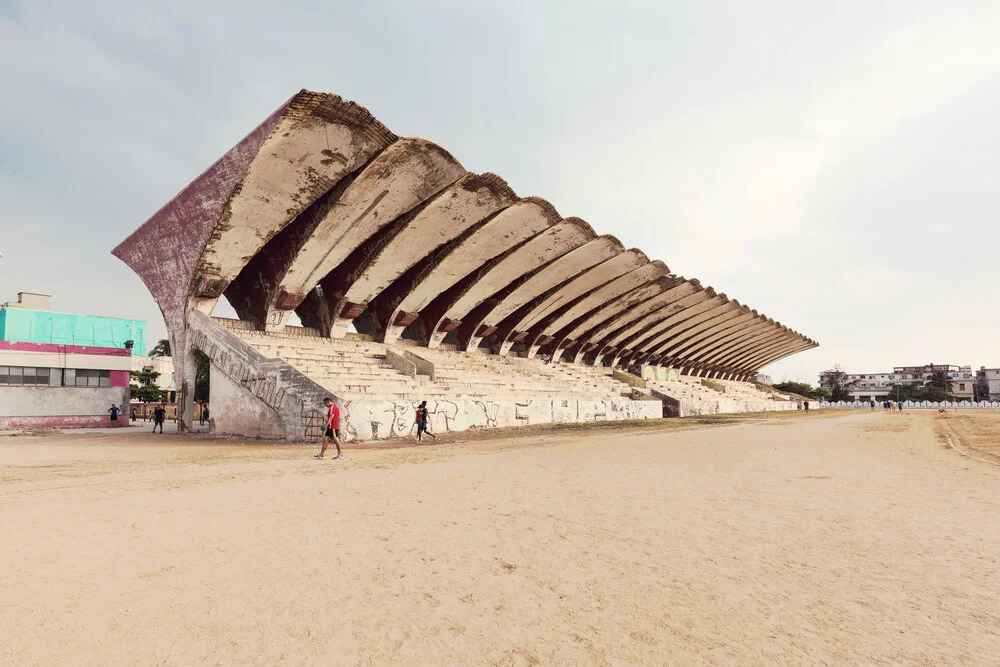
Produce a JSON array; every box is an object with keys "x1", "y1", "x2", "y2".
[{"x1": 113, "y1": 89, "x2": 817, "y2": 423}]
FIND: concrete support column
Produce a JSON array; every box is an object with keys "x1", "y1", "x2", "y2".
[{"x1": 180, "y1": 341, "x2": 199, "y2": 433}]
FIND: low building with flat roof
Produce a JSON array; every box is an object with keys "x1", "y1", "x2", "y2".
[{"x1": 0, "y1": 292, "x2": 146, "y2": 429}]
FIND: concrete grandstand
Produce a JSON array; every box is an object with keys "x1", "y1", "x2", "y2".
[{"x1": 113, "y1": 90, "x2": 817, "y2": 441}]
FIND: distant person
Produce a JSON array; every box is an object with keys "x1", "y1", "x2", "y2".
[
  {"x1": 199, "y1": 403, "x2": 209, "y2": 425},
  {"x1": 152, "y1": 404, "x2": 166, "y2": 434},
  {"x1": 415, "y1": 401, "x2": 436, "y2": 442},
  {"x1": 796, "y1": 400, "x2": 802, "y2": 411},
  {"x1": 108, "y1": 404, "x2": 120, "y2": 425},
  {"x1": 897, "y1": 401, "x2": 903, "y2": 412},
  {"x1": 315, "y1": 397, "x2": 342, "y2": 460},
  {"x1": 870, "y1": 400, "x2": 875, "y2": 411},
  {"x1": 130, "y1": 406, "x2": 137, "y2": 423},
  {"x1": 804, "y1": 400, "x2": 810, "y2": 412}
]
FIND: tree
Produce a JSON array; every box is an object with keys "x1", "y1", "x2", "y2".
[
  {"x1": 194, "y1": 350, "x2": 211, "y2": 402},
  {"x1": 928, "y1": 370, "x2": 948, "y2": 391},
  {"x1": 888, "y1": 383, "x2": 949, "y2": 403},
  {"x1": 821, "y1": 364, "x2": 856, "y2": 402},
  {"x1": 149, "y1": 338, "x2": 171, "y2": 357},
  {"x1": 129, "y1": 369, "x2": 164, "y2": 403},
  {"x1": 772, "y1": 381, "x2": 829, "y2": 400}
]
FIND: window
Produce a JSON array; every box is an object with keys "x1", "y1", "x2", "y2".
[
  {"x1": 959, "y1": 383, "x2": 966, "y2": 391},
  {"x1": 0, "y1": 367, "x2": 100, "y2": 387},
  {"x1": 74, "y1": 369, "x2": 111, "y2": 388},
  {"x1": 0, "y1": 366, "x2": 62, "y2": 386}
]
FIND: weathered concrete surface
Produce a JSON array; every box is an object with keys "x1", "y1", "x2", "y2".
[
  {"x1": 652, "y1": 312, "x2": 769, "y2": 365},
  {"x1": 384, "y1": 197, "x2": 560, "y2": 345},
  {"x1": 625, "y1": 299, "x2": 743, "y2": 363},
  {"x1": 726, "y1": 335, "x2": 814, "y2": 376},
  {"x1": 541, "y1": 266, "x2": 673, "y2": 360},
  {"x1": 210, "y1": 363, "x2": 286, "y2": 440},
  {"x1": 692, "y1": 323, "x2": 791, "y2": 371},
  {"x1": 427, "y1": 218, "x2": 595, "y2": 349},
  {"x1": 538, "y1": 261, "x2": 668, "y2": 342},
  {"x1": 498, "y1": 250, "x2": 649, "y2": 357},
  {"x1": 460, "y1": 235, "x2": 624, "y2": 352},
  {"x1": 582, "y1": 282, "x2": 706, "y2": 365},
  {"x1": 747, "y1": 337, "x2": 816, "y2": 371},
  {"x1": 599, "y1": 289, "x2": 723, "y2": 361},
  {"x1": 332, "y1": 173, "x2": 517, "y2": 338},
  {"x1": 626, "y1": 301, "x2": 748, "y2": 368},
  {"x1": 269, "y1": 138, "x2": 466, "y2": 333},
  {"x1": 194, "y1": 93, "x2": 397, "y2": 309}
]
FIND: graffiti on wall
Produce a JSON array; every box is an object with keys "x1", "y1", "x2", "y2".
[{"x1": 334, "y1": 396, "x2": 661, "y2": 443}]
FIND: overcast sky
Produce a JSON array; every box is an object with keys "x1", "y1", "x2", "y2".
[{"x1": 2, "y1": 0, "x2": 999, "y2": 383}]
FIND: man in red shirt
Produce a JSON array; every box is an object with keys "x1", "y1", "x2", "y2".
[{"x1": 314, "y1": 397, "x2": 343, "y2": 460}]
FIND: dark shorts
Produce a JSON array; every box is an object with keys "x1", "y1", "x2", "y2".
[
  {"x1": 110, "y1": 415, "x2": 118, "y2": 422},
  {"x1": 325, "y1": 428, "x2": 341, "y2": 439},
  {"x1": 416, "y1": 421, "x2": 427, "y2": 434},
  {"x1": 154, "y1": 418, "x2": 164, "y2": 424}
]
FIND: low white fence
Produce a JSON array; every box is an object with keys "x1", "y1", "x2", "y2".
[{"x1": 820, "y1": 400, "x2": 999, "y2": 409}]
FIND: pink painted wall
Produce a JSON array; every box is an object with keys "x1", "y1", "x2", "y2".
[
  {"x1": 0, "y1": 415, "x2": 124, "y2": 429},
  {"x1": 0, "y1": 341, "x2": 131, "y2": 356}
]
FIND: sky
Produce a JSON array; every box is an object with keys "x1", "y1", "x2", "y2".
[{"x1": 2, "y1": 0, "x2": 999, "y2": 384}]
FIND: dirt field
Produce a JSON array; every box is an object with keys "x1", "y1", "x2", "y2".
[{"x1": 1, "y1": 411, "x2": 998, "y2": 665}]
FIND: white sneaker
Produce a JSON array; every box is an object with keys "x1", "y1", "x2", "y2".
[{"x1": 331, "y1": 455, "x2": 342, "y2": 460}]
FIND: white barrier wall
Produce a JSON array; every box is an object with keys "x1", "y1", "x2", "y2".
[
  {"x1": 820, "y1": 400, "x2": 1000, "y2": 409},
  {"x1": 666, "y1": 396, "x2": 797, "y2": 417},
  {"x1": 333, "y1": 396, "x2": 662, "y2": 442}
]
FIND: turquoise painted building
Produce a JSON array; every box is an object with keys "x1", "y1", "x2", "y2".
[{"x1": 0, "y1": 307, "x2": 147, "y2": 355}]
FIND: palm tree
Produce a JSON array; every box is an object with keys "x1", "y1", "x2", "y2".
[{"x1": 149, "y1": 338, "x2": 171, "y2": 357}]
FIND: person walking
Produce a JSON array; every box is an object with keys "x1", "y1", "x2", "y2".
[
  {"x1": 200, "y1": 403, "x2": 209, "y2": 425},
  {"x1": 314, "y1": 397, "x2": 342, "y2": 460},
  {"x1": 130, "y1": 405, "x2": 137, "y2": 423},
  {"x1": 415, "y1": 401, "x2": 436, "y2": 442},
  {"x1": 870, "y1": 400, "x2": 876, "y2": 411},
  {"x1": 108, "y1": 404, "x2": 120, "y2": 426},
  {"x1": 152, "y1": 404, "x2": 165, "y2": 434}
]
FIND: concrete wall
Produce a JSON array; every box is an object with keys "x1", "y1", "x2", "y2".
[
  {"x1": 209, "y1": 363, "x2": 286, "y2": 439},
  {"x1": 0, "y1": 385, "x2": 129, "y2": 428},
  {"x1": 337, "y1": 395, "x2": 661, "y2": 442},
  {"x1": 670, "y1": 396, "x2": 795, "y2": 417}
]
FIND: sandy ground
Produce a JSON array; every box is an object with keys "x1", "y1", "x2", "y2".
[{"x1": 1, "y1": 411, "x2": 998, "y2": 665}]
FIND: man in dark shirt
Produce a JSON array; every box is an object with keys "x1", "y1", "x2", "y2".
[
  {"x1": 152, "y1": 404, "x2": 166, "y2": 434},
  {"x1": 108, "y1": 404, "x2": 120, "y2": 425}
]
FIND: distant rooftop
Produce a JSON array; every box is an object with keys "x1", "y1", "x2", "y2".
[{"x1": 1, "y1": 292, "x2": 52, "y2": 311}]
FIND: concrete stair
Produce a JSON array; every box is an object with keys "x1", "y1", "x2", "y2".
[
  {"x1": 229, "y1": 328, "x2": 635, "y2": 402},
  {"x1": 413, "y1": 347, "x2": 633, "y2": 400},
  {"x1": 230, "y1": 329, "x2": 434, "y2": 399}
]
